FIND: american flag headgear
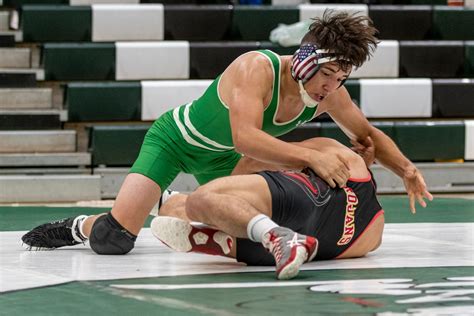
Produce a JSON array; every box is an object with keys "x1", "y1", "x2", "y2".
[{"x1": 291, "y1": 44, "x2": 340, "y2": 83}]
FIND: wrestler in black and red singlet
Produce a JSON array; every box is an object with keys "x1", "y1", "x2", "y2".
[{"x1": 236, "y1": 168, "x2": 384, "y2": 265}]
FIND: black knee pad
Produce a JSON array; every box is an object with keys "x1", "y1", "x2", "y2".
[{"x1": 89, "y1": 213, "x2": 137, "y2": 255}]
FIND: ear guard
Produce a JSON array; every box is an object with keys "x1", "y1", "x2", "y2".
[{"x1": 291, "y1": 43, "x2": 340, "y2": 84}]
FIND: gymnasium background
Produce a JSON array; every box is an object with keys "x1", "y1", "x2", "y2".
[{"x1": 0, "y1": 0, "x2": 473, "y2": 315}]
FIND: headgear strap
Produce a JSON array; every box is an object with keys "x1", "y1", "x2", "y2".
[{"x1": 291, "y1": 44, "x2": 340, "y2": 83}]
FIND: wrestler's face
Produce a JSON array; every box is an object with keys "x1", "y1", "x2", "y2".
[{"x1": 304, "y1": 63, "x2": 351, "y2": 102}]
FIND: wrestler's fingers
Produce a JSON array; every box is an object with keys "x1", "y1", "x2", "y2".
[
  {"x1": 351, "y1": 146, "x2": 365, "y2": 154},
  {"x1": 350, "y1": 139, "x2": 362, "y2": 147},
  {"x1": 337, "y1": 170, "x2": 349, "y2": 188},
  {"x1": 326, "y1": 177, "x2": 336, "y2": 188},
  {"x1": 417, "y1": 194, "x2": 427, "y2": 208},
  {"x1": 364, "y1": 136, "x2": 374, "y2": 147},
  {"x1": 335, "y1": 169, "x2": 349, "y2": 188},
  {"x1": 336, "y1": 177, "x2": 346, "y2": 188},
  {"x1": 409, "y1": 193, "x2": 416, "y2": 214},
  {"x1": 424, "y1": 190, "x2": 434, "y2": 201},
  {"x1": 339, "y1": 155, "x2": 351, "y2": 171}
]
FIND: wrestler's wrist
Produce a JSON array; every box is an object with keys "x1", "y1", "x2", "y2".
[
  {"x1": 402, "y1": 163, "x2": 418, "y2": 179},
  {"x1": 299, "y1": 148, "x2": 316, "y2": 169}
]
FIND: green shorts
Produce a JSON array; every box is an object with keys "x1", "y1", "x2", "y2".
[{"x1": 129, "y1": 110, "x2": 241, "y2": 190}]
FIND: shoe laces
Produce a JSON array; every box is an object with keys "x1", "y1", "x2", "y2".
[
  {"x1": 267, "y1": 232, "x2": 284, "y2": 263},
  {"x1": 40, "y1": 219, "x2": 75, "y2": 243}
]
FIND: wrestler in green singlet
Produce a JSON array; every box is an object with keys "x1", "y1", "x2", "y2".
[{"x1": 130, "y1": 50, "x2": 318, "y2": 189}]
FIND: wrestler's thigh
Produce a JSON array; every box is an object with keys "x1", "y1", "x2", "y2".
[{"x1": 199, "y1": 174, "x2": 272, "y2": 216}]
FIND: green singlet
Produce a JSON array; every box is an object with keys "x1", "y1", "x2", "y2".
[{"x1": 130, "y1": 50, "x2": 319, "y2": 190}]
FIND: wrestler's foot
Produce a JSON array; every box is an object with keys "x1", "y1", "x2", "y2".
[
  {"x1": 262, "y1": 227, "x2": 318, "y2": 280},
  {"x1": 151, "y1": 216, "x2": 233, "y2": 256},
  {"x1": 150, "y1": 190, "x2": 180, "y2": 217},
  {"x1": 159, "y1": 189, "x2": 179, "y2": 208},
  {"x1": 21, "y1": 215, "x2": 88, "y2": 251}
]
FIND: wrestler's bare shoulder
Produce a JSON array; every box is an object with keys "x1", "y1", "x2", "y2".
[
  {"x1": 220, "y1": 52, "x2": 275, "y2": 98},
  {"x1": 224, "y1": 51, "x2": 274, "y2": 76}
]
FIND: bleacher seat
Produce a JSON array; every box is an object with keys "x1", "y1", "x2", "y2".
[
  {"x1": 369, "y1": 5, "x2": 432, "y2": 40},
  {"x1": 41, "y1": 40, "x2": 474, "y2": 80},
  {"x1": 22, "y1": 5, "x2": 92, "y2": 42},
  {"x1": 89, "y1": 125, "x2": 149, "y2": 166},
  {"x1": 91, "y1": 4, "x2": 163, "y2": 41},
  {"x1": 465, "y1": 41, "x2": 474, "y2": 75},
  {"x1": 0, "y1": 130, "x2": 76, "y2": 153},
  {"x1": 3, "y1": 0, "x2": 68, "y2": 5},
  {"x1": 432, "y1": 7, "x2": 474, "y2": 40},
  {"x1": 0, "y1": 73, "x2": 36, "y2": 87},
  {"x1": 43, "y1": 42, "x2": 190, "y2": 80},
  {"x1": 351, "y1": 41, "x2": 399, "y2": 78},
  {"x1": 466, "y1": 121, "x2": 474, "y2": 160},
  {"x1": 395, "y1": 121, "x2": 465, "y2": 161},
  {"x1": 0, "y1": 88, "x2": 52, "y2": 109},
  {"x1": 63, "y1": 78, "x2": 473, "y2": 121},
  {"x1": 232, "y1": 6, "x2": 299, "y2": 41},
  {"x1": 141, "y1": 80, "x2": 211, "y2": 120},
  {"x1": 359, "y1": 78, "x2": 432, "y2": 118},
  {"x1": 282, "y1": 121, "x2": 470, "y2": 162},
  {"x1": 116, "y1": 42, "x2": 189, "y2": 80},
  {"x1": 189, "y1": 42, "x2": 260, "y2": 79},
  {"x1": 87, "y1": 120, "x2": 473, "y2": 167},
  {"x1": 66, "y1": 80, "x2": 212, "y2": 122},
  {"x1": 164, "y1": 5, "x2": 233, "y2": 41},
  {"x1": 432, "y1": 79, "x2": 474, "y2": 117},
  {"x1": 4, "y1": 0, "x2": 233, "y2": 4},
  {"x1": 22, "y1": 4, "x2": 164, "y2": 42},
  {"x1": 0, "y1": 35, "x2": 16, "y2": 47},
  {"x1": 0, "y1": 112, "x2": 60, "y2": 130},
  {"x1": 17, "y1": 4, "x2": 474, "y2": 44},
  {"x1": 66, "y1": 82, "x2": 141, "y2": 122},
  {"x1": 43, "y1": 43, "x2": 115, "y2": 80},
  {"x1": 0, "y1": 47, "x2": 30, "y2": 68},
  {"x1": 399, "y1": 41, "x2": 465, "y2": 77}
]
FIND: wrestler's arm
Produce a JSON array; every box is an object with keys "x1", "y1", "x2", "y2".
[
  {"x1": 224, "y1": 53, "x2": 349, "y2": 187},
  {"x1": 323, "y1": 86, "x2": 433, "y2": 213},
  {"x1": 232, "y1": 137, "x2": 369, "y2": 175}
]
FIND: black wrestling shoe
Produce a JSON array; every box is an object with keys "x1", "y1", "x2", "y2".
[{"x1": 21, "y1": 215, "x2": 87, "y2": 251}]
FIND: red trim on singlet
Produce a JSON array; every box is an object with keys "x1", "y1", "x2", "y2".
[
  {"x1": 348, "y1": 172, "x2": 372, "y2": 183},
  {"x1": 284, "y1": 172, "x2": 319, "y2": 194},
  {"x1": 335, "y1": 209, "x2": 384, "y2": 259}
]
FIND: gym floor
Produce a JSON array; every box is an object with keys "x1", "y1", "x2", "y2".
[{"x1": 0, "y1": 195, "x2": 473, "y2": 315}]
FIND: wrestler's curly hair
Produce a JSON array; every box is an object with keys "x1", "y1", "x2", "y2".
[{"x1": 302, "y1": 10, "x2": 379, "y2": 71}]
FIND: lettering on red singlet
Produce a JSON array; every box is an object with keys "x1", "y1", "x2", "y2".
[{"x1": 337, "y1": 187, "x2": 358, "y2": 246}]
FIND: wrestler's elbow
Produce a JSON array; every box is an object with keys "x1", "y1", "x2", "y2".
[{"x1": 232, "y1": 132, "x2": 251, "y2": 155}]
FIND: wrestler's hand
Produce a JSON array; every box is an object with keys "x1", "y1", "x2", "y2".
[
  {"x1": 309, "y1": 151, "x2": 351, "y2": 188},
  {"x1": 402, "y1": 166, "x2": 433, "y2": 214},
  {"x1": 351, "y1": 136, "x2": 375, "y2": 167}
]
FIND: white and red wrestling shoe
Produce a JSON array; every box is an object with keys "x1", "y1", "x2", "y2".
[{"x1": 151, "y1": 216, "x2": 233, "y2": 256}]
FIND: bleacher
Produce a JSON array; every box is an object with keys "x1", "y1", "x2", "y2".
[{"x1": 0, "y1": 0, "x2": 473, "y2": 202}]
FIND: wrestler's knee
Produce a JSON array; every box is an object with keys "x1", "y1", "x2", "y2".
[{"x1": 89, "y1": 213, "x2": 137, "y2": 255}]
